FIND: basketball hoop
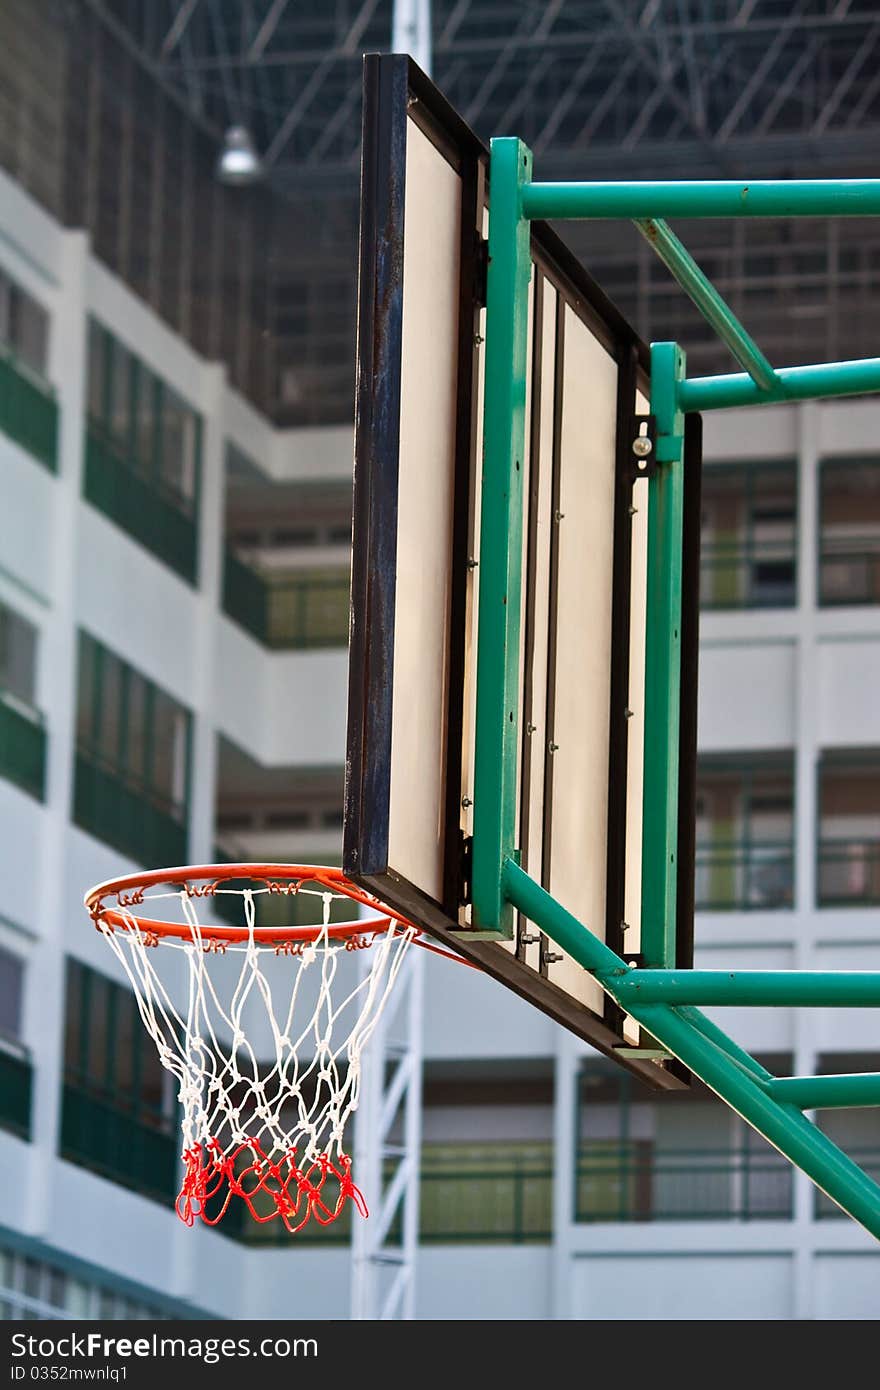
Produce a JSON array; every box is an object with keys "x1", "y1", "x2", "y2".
[{"x1": 84, "y1": 864, "x2": 418, "y2": 1236}]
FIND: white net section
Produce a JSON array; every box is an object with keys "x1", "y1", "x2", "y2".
[{"x1": 95, "y1": 877, "x2": 416, "y2": 1234}]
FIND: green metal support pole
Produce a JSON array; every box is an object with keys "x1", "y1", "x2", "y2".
[
  {"x1": 634, "y1": 220, "x2": 778, "y2": 392},
  {"x1": 501, "y1": 859, "x2": 880, "y2": 1240},
  {"x1": 471, "y1": 138, "x2": 533, "y2": 936},
  {"x1": 616, "y1": 969, "x2": 880, "y2": 1007},
  {"x1": 679, "y1": 356, "x2": 880, "y2": 412},
  {"x1": 641, "y1": 343, "x2": 686, "y2": 968},
  {"x1": 521, "y1": 179, "x2": 880, "y2": 222},
  {"x1": 769, "y1": 1074, "x2": 880, "y2": 1110}
]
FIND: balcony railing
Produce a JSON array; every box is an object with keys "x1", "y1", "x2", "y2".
[
  {"x1": 0, "y1": 1041, "x2": 32, "y2": 1141},
  {"x1": 0, "y1": 347, "x2": 58, "y2": 472},
  {"x1": 819, "y1": 539, "x2": 880, "y2": 606},
  {"x1": 817, "y1": 839, "x2": 880, "y2": 906},
  {"x1": 73, "y1": 747, "x2": 188, "y2": 866},
  {"x1": 695, "y1": 839, "x2": 794, "y2": 910},
  {"x1": 700, "y1": 538, "x2": 796, "y2": 611},
  {"x1": 223, "y1": 550, "x2": 350, "y2": 650},
  {"x1": 211, "y1": 843, "x2": 357, "y2": 930},
  {"x1": 0, "y1": 691, "x2": 46, "y2": 801},
  {"x1": 419, "y1": 1147, "x2": 552, "y2": 1242},
  {"x1": 60, "y1": 1077, "x2": 177, "y2": 1204},
  {"x1": 576, "y1": 1144, "x2": 793, "y2": 1222},
  {"x1": 815, "y1": 1150, "x2": 880, "y2": 1217},
  {"x1": 214, "y1": 1143, "x2": 553, "y2": 1246},
  {"x1": 84, "y1": 424, "x2": 198, "y2": 584}
]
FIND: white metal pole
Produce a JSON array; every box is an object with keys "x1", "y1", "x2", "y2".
[{"x1": 392, "y1": 0, "x2": 432, "y2": 74}]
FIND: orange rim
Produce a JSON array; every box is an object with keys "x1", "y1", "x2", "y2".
[{"x1": 84, "y1": 863, "x2": 418, "y2": 946}]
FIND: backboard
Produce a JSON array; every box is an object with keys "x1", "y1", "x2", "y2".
[{"x1": 344, "y1": 54, "x2": 700, "y2": 1090}]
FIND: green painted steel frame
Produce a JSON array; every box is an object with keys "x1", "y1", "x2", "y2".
[{"x1": 472, "y1": 143, "x2": 880, "y2": 1237}]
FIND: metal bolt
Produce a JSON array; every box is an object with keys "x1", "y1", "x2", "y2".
[
  {"x1": 519, "y1": 933, "x2": 540, "y2": 946},
  {"x1": 461, "y1": 796, "x2": 472, "y2": 809},
  {"x1": 474, "y1": 333, "x2": 484, "y2": 345},
  {"x1": 554, "y1": 510, "x2": 565, "y2": 522},
  {"x1": 548, "y1": 741, "x2": 559, "y2": 753},
  {"x1": 526, "y1": 722, "x2": 537, "y2": 735},
  {"x1": 467, "y1": 557, "x2": 478, "y2": 570},
  {"x1": 624, "y1": 707, "x2": 634, "y2": 720},
  {"x1": 542, "y1": 950, "x2": 563, "y2": 966},
  {"x1": 632, "y1": 435, "x2": 653, "y2": 459}
]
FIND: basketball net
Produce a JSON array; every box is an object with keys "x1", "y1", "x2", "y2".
[{"x1": 89, "y1": 870, "x2": 416, "y2": 1235}]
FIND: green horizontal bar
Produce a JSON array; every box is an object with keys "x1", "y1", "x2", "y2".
[
  {"x1": 769, "y1": 1074, "x2": 880, "y2": 1110},
  {"x1": 679, "y1": 357, "x2": 880, "y2": 412},
  {"x1": 617, "y1": 970, "x2": 880, "y2": 1007},
  {"x1": 522, "y1": 180, "x2": 880, "y2": 222},
  {"x1": 635, "y1": 220, "x2": 778, "y2": 392}
]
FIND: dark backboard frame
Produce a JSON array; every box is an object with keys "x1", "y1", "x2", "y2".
[{"x1": 344, "y1": 54, "x2": 698, "y2": 1090}]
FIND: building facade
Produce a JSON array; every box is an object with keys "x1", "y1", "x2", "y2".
[{"x1": 0, "y1": 165, "x2": 879, "y2": 1322}]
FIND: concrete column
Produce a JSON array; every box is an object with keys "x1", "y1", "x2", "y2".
[
  {"x1": 550, "y1": 1032, "x2": 580, "y2": 1319},
  {"x1": 791, "y1": 401, "x2": 820, "y2": 1319},
  {"x1": 185, "y1": 362, "x2": 226, "y2": 868},
  {"x1": 26, "y1": 230, "x2": 89, "y2": 1231}
]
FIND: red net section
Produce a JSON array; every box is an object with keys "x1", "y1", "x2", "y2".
[{"x1": 177, "y1": 1139, "x2": 368, "y2": 1233}]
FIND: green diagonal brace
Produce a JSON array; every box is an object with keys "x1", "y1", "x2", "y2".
[{"x1": 502, "y1": 857, "x2": 880, "y2": 1240}]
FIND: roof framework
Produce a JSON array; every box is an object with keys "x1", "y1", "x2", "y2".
[{"x1": 72, "y1": 2, "x2": 880, "y2": 421}]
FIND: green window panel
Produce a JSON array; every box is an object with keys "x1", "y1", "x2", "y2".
[
  {"x1": 418, "y1": 1144, "x2": 552, "y2": 1243},
  {"x1": 0, "y1": 350, "x2": 58, "y2": 472},
  {"x1": 74, "y1": 633, "x2": 191, "y2": 865},
  {"x1": 222, "y1": 550, "x2": 350, "y2": 650},
  {"x1": 84, "y1": 320, "x2": 201, "y2": 585},
  {"x1": 61, "y1": 959, "x2": 177, "y2": 1205},
  {"x1": 0, "y1": 695, "x2": 46, "y2": 801},
  {"x1": 0, "y1": 1047, "x2": 32, "y2": 1141},
  {"x1": 73, "y1": 750, "x2": 188, "y2": 866},
  {"x1": 84, "y1": 429, "x2": 198, "y2": 585},
  {"x1": 59, "y1": 1082, "x2": 177, "y2": 1205}
]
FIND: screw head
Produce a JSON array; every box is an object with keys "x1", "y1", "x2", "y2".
[{"x1": 632, "y1": 435, "x2": 653, "y2": 459}]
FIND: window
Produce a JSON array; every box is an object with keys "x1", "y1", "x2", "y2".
[
  {"x1": 700, "y1": 461, "x2": 797, "y2": 610},
  {"x1": 575, "y1": 1063, "x2": 793, "y2": 1222},
  {"x1": 0, "y1": 603, "x2": 45, "y2": 801},
  {"x1": 83, "y1": 323, "x2": 201, "y2": 583},
  {"x1": 814, "y1": 1055, "x2": 880, "y2": 1217},
  {"x1": 0, "y1": 1243, "x2": 172, "y2": 1321},
  {"x1": 817, "y1": 750, "x2": 880, "y2": 906},
  {"x1": 695, "y1": 753, "x2": 795, "y2": 910},
  {"x1": 0, "y1": 948, "x2": 23, "y2": 1042},
  {"x1": 73, "y1": 633, "x2": 191, "y2": 864},
  {"x1": 85, "y1": 321, "x2": 201, "y2": 515},
  {"x1": 0, "y1": 948, "x2": 30, "y2": 1140},
  {"x1": 60, "y1": 958, "x2": 177, "y2": 1203},
  {"x1": 0, "y1": 270, "x2": 56, "y2": 471},
  {"x1": 0, "y1": 268, "x2": 48, "y2": 377},
  {"x1": 0, "y1": 604, "x2": 37, "y2": 707},
  {"x1": 819, "y1": 458, "x2": 880, "y2": 606}
]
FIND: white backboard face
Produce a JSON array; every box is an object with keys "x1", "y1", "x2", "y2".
[{"x1": 346, "y1": 56, "x2": 697, "y2": 1089}]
